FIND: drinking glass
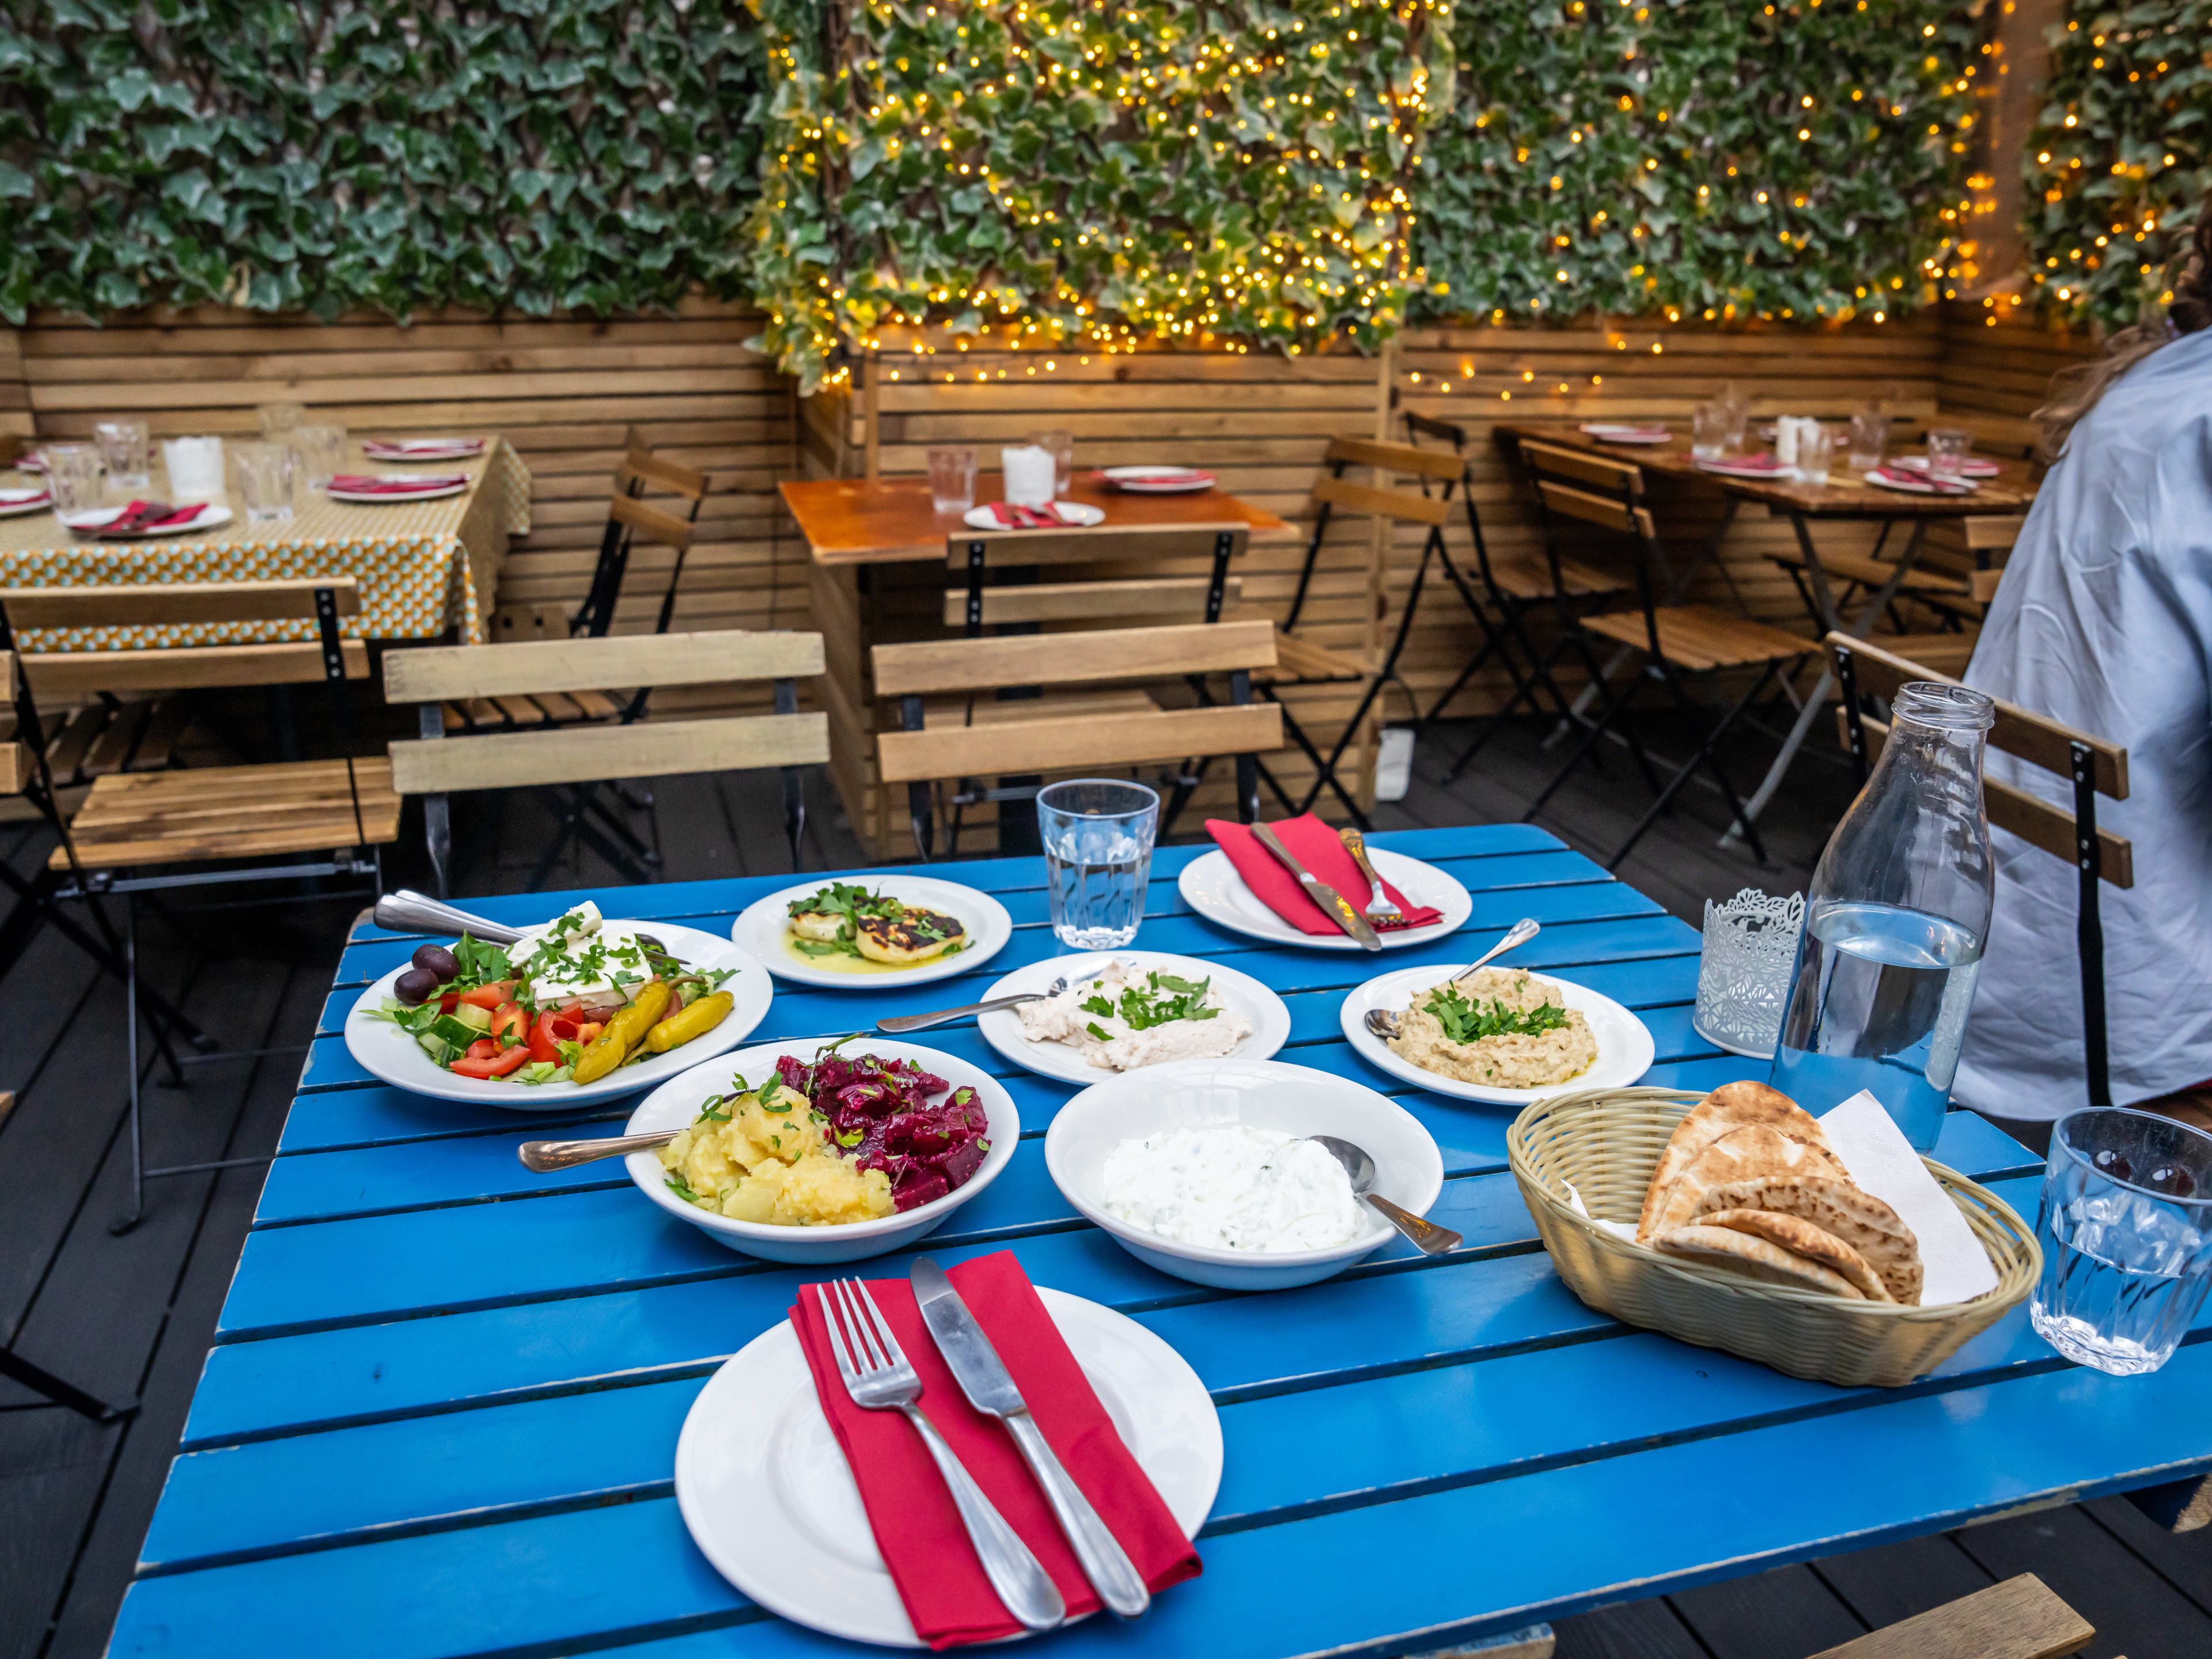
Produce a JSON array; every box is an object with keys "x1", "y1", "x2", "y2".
[
  {"x1": 2031, "y1": 1107, "x2": 2212, "y2": 1376},
  {"x1": 161, "y1": 436, "x2": 226, "y2": 502},
  {"x1": 257, "y1": 402, "x2": 307, "y2": 441},
  {"x1": 1690, "y1": 402, "x2": 1732, "y2": 461},
  {"x1": 296, "y1": 423, "x2": 349, "y2": 490},
  {"x1": 1037, "y1": 778, "x2": 1158, "y2": 949},
  {"x1": 1925, "y1": 426, "x2": 1974, "y2": 484},
  {"x1": 928, "y1": 445, "x2": 978, "y2": 514},
  {"x1": 44, "y1": 443, "x2": 105, "y2": 521},
  {"x1": 93, "y1": 419, "x2": 152, "y2": 493},
  {"x1": 1028, "y1": 428, "x2": 1074, "y2": 495},
  {"x1": 234, "y1": 441, "x2": 296, "y2": 523},
  {"x1": 1795, "y1": 421, "x2": 1835, "y2": 487},
  {"x1": 1848, "y1": 408, "x2": 1888, "y2": 472}
]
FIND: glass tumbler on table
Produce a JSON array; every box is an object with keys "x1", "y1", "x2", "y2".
[
  {"x1": 1848, "y1": 408, "x2": 1889, "y2": 473},
  {"x1": 1028, "y1": 428, "x2": 1074, "y2": 496},
  {"x1": 296, "y1": 423, "x2": 349, "y2": 490},
  {"x1": 44, "y1": 443, "x2": 106, "y2": 521},
  {"x1": 1794, "y1": 421, "x2": 1835, "y2": 486},
  {"x1": 928, "y1": 445, "x2": 978, "y2": 514},
  {"x1": 1690, "y1": 401, "x2": 1732, "y2": 460},
  {"x1": 234, "y1": 441, "x2": 296, "y2": 523},
  {"x1": 2032, "y1": 1107, "x2": 2212, "y2": 1376},
  {"x1": 1037, "y1": 778, "x2": 1159, "y2": 950},
  {"x1": 1925, "y1": 426, "x2": 1974, "y2": 485},
  {"x1": 257, "y1": 402, "x2": 307, "y2": 441},
  {"x1": 1769, "y1": 682, "x2": 1994, "y2": 1149},
  {"x1": 93, "y1": 419, "x2": 153, "y2": 493}
]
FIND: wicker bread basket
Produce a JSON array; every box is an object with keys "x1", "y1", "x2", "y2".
[{"x1": 1508, "y1": 1085, "x2": 2040, "y2": 1388}]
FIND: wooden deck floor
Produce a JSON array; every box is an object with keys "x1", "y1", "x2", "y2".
[{"x1": 2, "y1": 720, "x2": 2206, "y2": 1659}]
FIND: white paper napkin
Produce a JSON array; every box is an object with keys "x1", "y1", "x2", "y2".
[{"x1": 1816, "y1": 1090, "x2": 1999, "y2": 1306}]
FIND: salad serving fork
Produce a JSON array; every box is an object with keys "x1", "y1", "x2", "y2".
[{"x1": 817, "y1": 1278, "x2": 1066, "y2": 1631}]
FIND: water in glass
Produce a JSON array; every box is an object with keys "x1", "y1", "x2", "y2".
[
  {"x1": 44, "y1": 444, "x2": 105, "y2": 519},
  {"x1": 929, "y1": 445, "x2": 977, "y2": 514},
  {"x1": 2032, "y1": 1108, "x2": 2212, "y2": 1375},
  {"x1": 1028, "y1": 428, "x2": 1073, "y2": 495},
  {"x1": 235, "y1": 441, "x2": 296, "y2": 522},
  {"x1": 1690, "y1": 402, "x2": 1731, "y2": 460},
  {"x1": 1848, "y1": 407, "x2": 1888, "y2": 472},
  {"x1": 1037, "y1": 779, "x2": 1157, "y2": 949},
  {"x1": 1925, "y1": 426, "x2": 1974, "y2": 483},
  {"x1": 296, "y1": 423, "x2": 349, "y2": 489},
  {"x1": 94, "y1": 419, "x2": 152, "y2": 493},
  {"x1": 1794, "y1": 420, "x2": 1835, "y2": 486}
]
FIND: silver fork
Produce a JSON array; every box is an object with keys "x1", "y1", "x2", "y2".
[
  {"x1": 1339, "y1": 828, "x2": 1403, "y2": 925},
  {"x1": 817, "y1": 1279, "x2": 1066, "y2": 1631}
]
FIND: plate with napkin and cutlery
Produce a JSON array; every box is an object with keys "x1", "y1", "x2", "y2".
[
  {"x1": 1179, "y1": 812, "x2": 1472, "y2": 951},
  {"x1": 327, "y1": 473, "x2": 472, "y2": 503},
  {"x1": 58, "y1": 501, "x2": 232, "y2": 539}
]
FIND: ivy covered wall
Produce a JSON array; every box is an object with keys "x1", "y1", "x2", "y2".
[
  {"x1": 0, "y1": 0, "x2": 766, "y2": 324},
  {"x1": 2022, "y1": 1, "x2": 2211, "y2": 330}
]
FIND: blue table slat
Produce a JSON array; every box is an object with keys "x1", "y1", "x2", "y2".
[{"x1": 118, "y1": 825, "x2": 2162, "y2": 1659}]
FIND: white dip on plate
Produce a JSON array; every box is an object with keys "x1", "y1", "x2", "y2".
[
  {"x1": 1100, "y1": 1124, "x2": 1370, "y2": 1252},
  {"x1": 1016, "y1": 958, "x2": 1253, "y2": 1071}
]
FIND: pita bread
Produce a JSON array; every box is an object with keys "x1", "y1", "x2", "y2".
[
  {"x1": 1651, "y1": 1224, "x2": 1865, "y2": 1298},
  {"x1": 1636, "y1": 1083, "x2": 1836, "y2": 1240},
  {"x1": 1688, "y1": 1175, "x2": 1923, "y2": 1305},
  {"x1": 1643, "y1": 1124, "x2": 1845, "y2": 1240},
  {"x1": 1698, "y1": 1209, "x2": 1893, "y2": 1302}
]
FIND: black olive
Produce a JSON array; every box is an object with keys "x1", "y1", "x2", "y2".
[
  {"x1": 394, "y1": 967, "x2": 442, "y2": 1006},
  {"x1": 411, "y1": 944, "x2": 459, "y2": 979}
]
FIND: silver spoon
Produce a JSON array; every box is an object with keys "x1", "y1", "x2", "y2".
[
  {"x1": 1363, "y1": 916, "x2": 1542, "y2": 1040},
  {"x1": 1309, "y1": 1135, "x2": 1463, "y2": 1255},
  {"x1": 877, "y1": 977, "x2": 1070, "y2": 1034},
  {"x1": 374, "y1": 888, "x2": 683, "y2": 968},
  {"x1": 518, "y1": 1130, "x2": 679, "y2": 1172}
]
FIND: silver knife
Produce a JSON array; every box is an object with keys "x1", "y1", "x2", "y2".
[
  {"x1": 1250, "y1": 822, "x2": 1384, "y2": 950},
  {"x1": 910, "y1": 1259, "x2": 1151, "y2": 1619}
]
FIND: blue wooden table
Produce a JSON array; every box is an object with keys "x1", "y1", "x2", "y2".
[{"x1": 109, "y1": 827, "x2": 2212, "y2": 1658}]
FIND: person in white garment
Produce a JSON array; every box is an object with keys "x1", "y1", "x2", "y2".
[{"x1": 1952, "y1": 203, "x2": 2212, "y2": 1131}]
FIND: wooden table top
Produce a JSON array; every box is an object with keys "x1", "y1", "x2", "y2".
[
  {"x1": 1498, "y1": 422, "x2": 2038, "y2": 518},
  {"x1": 103, "y1": 825, "x2": 2207, "y2": 1659},
  {"x1": 782, "y1": 474, "x2": 1295, "y2": 565}
]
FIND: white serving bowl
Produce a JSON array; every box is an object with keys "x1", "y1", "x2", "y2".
[
  {"x1": 1044, "y1": 1057, "x2": 1445, "y2": 1291},
  {"x1": 624, "y1": 1037, "x2": 1018, "y2": 1264}
]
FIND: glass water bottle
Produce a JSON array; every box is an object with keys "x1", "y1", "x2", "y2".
[{"x1": 1768, "y1": 681, "x2": 1996, "y2": 1150}]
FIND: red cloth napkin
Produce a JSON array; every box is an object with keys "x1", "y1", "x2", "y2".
[
  {"x1": 101, "y1": 500, "x2": 204, "y2": 533},
  {"x1": 1870, "y1": 464, "x2": 1974, "y2": 495},
  {"x1": 792, "y1": 1252, "x2": 1200, "y2": 1648},
  {"x1": 328, "y1": 474, "x2": 469, "y2": 494},
  {"x1": 1203, "y1": 812, "x2": 1442, "y2": 936},
  {"x1": 981, "y1": 501, "x2": 1080, "y2": 529}
]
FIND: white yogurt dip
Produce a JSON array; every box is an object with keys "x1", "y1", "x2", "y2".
[
  {"x1": 1016, "y1": 958, "x2": 1252, "y2": 1071},
  {"x1": 1100, "y1": 1124, "x2": 1370, "y2": 1252}
]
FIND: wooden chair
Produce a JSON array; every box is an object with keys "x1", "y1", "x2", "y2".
[
  {"x1": 1831, "y1": 631, "x2": 2130, "y2": 1107},
  {"x1": 945, "y1": 522, "x2": 1248, "y2": 636},
  {"x1": 1516, "y1": 441, "x2": 1815, "y2": 867},
  {"x1": 385, "y1": 630, "x2": 828, "y2": 895},
  {"x1": 1, "y1": 578, "x2": 400, "y2": 1231},
  {"x1": 1809, "y1": 1572, "x2": 2092, "y2": 1658},
  {"x1": 870, "y1": 620, "x2": 1282, "y2": 859}
]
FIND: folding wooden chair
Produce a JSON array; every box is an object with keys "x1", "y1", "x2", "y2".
[
  {"x1": 570, "y1": 443, "x2": 712, "y2": 643},
  {"x1": 385, "y1": 630, "x2": 828, "y2": 895},
  {"x1": 5, "y1": 578, "x2": 400, "y2": 1231},
  {"x1": 1516, "y1": 441, "x2": 1815, "y2": 866},
  {"x1": 1808, "y1": 1572, "x2": 2091, "y2": 1658},
  {"x1": 1831, "y1": 631, "x2": 2130, "y2": 1107},
  {"x1": 871, "y1": 620, "x2": 1281, "y2": 859}
]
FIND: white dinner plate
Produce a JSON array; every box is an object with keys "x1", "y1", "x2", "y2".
[
  {"x1": 58, "y1": 503, "x2": 232, "y2": 539},
  {"x1": 676, "y1": 1286, "x2": 1222, "y2": 1648},
  {"x1": 732, "y1": 876, "x2": 1012, "y2": 989},
  {"x1": 1578, "y1": 424, "x2": 1671, "y2": 445},
  {"x1": 327, "y1": 480, "x2": 469, "y2": 503},
  {"x1": 961, "y1": 501, "x2": 1105, "y2": 529},
  {"x1": 1176, "y1": 845, "x2": 1471, "y2": 950},
  {"x1": 361, "y1": 439, "x2": 485, "y2": 460},
  {"x1": 0, "y1": 490, "x2": 51, "y2": 518},
  {"x1": 342, "y1": 921, "x2": 771, "y2": 1109},
  {"x1": 1863, "y1": 470, "x2": 1980, "y2": 497},
  {"x1": 1339, "y1": 963, "x2": 1656, "y2": 1104},
  {"x1": 1098, "y1": 465, "x2": 1217, "y2": 493},
  {"x1": 1889, "y1": 454, "x2": 2002, "y2": 479},
  {"x1": 973, "y1": 950, "x2": 1291, "y2": 1085}
]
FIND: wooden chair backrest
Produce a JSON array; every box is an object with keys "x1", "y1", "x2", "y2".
[
  {"x1": 1808, "y1": 1572, "x2": 2090, "y2": 1659},
  {"x1": 616, "y1": 444, "x2": 709, "y2": 502},
  {"x1": 940, "y1": 575, "x2": 1243, "y2": 629},
  {"x1": 2, "y1": 578, "x2": 369, "y2": 696},
  {"x1": 944, "y1": 523, "x2": 1248, "y2": 573},
  {"x1": 874, "y1": 619, "x2": 1275, "y2": 698},
  {"x1": 608, "y1": 491, "x2": 695, "y2": 555},
  {"x1": 1311, "y1": 474, "x2": 1452, "y2": 527},
  {"x1": 1825, "y1": 632, "x2": 2132, "y2": 888},
  {"x1": 1323, "y1": 435, "x2": 1465, "y2": 483},
  {"x1": 0, "y1": 651, "x2": 27, "y2": 797},
  {"x1": 384, "y1": 630, "x2": 828, "y2": 798},
  {"x1": 1962, "y1": 514, "x2": 2026, "y2": 602},
  {"x1": 1520, "y1": 439, "x2": 1646, "y2": 496}
]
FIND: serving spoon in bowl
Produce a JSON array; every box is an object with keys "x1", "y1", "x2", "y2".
[
  {"x1": 1361, "y1": 915, "x2": 1541, "y2": 1041},
  {"x1": 1309, "y1": 1136, "x2": 1461, "y2": 1255}
]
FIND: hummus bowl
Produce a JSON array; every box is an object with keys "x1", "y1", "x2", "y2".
[
  {"x1": 1045, "y1": 1057, "x2": 1444, "y2": 1291},
  {"x1": 975, "y1": 950, "x2": 1291, "y2": 1085},
  {"x1": 1340, "y1": 964, "x2": 1656, "y2": 1105}
]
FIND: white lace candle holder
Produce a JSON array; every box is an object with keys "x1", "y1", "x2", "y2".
[{"x1": 1693, "y1": 888, "x2": 1805, "y2": 1059}]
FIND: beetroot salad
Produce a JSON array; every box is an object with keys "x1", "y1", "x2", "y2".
[{"x1": 776, "y1": 1046, "x2": 993, "y2": 1211}]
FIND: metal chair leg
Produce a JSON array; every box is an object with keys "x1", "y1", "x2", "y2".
[
  {"x1": 781, "y1": 766, "x2": 808, "y2": 870},
  {"x1": 1604, "y1": 662, "x2": 1782, "y2": 869},
  {"x1": 111, "y1": 893, "x2": 146, "y2": 1237},
  {"x1": 1523, "y1": 658, "x2": 1637, "y2": 823},
  {"x1": 0, "y1": 1346, "x2": 137, "y2": 1422}
]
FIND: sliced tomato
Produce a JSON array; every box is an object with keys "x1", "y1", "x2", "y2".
[
  {"x1": 488, "y1": 1001, "x2": 530, "y2": 1044},
  {"x1": 449, "y1": 1040, "x2": 532, "y2": 1080},
  {"x1": 528, "y1": 1006, "x2": 584, "y2": 1065},
  {"x1": 438, "y1": 990, "x2": 462, "y2": 1015},
  {"x1": 574, "y1": 1021, "x2": 604, "y2": 1048},
  {"x1": 457, "y1": 980, "x2": 516, "y2": 1010}
]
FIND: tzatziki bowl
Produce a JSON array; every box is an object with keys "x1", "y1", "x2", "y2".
[{"x1": 1044, "y1": 1058, "x2": 1445, "y2": 1291}]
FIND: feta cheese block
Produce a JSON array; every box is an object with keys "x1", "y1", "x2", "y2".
[{"x1": 506, "y1": 901, "x2": 655, "y2": 1006}]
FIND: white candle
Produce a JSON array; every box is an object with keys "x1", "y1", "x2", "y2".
[
  {"x1": 1001, "y1": 444, "x2": 1057, "y2": 509},
  {"x1": 162, "y1": 436, "x2": 228, "y2": 502},
  {"x1": 1774, "y1": 417, "x2": 1800, "y2": 468}
]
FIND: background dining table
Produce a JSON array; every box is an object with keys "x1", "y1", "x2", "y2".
[
  {"x1": 101, "y1": 825, "x2": 2212, "y2": 1659},
  {"x1": 0, "y1": 439, "x2": 529, "y2": 652}
]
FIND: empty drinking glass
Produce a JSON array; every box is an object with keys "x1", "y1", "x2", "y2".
[
  {"x1": 296, "y1": 423, "x2": 349, "y2": 490},
  {"x1": 234, "y1": 441, "x2": 296, "y2": 523},
  {"x1": 1028, "y1": 428, "x2": 1074, "y2": 495},
  {"x1": 44, "y1": 443, "x2": 105, "y2": 521},
  {"x1": 1848, "y1": 408, "x2": 1888, "y2": 472},
  {"x1": 929, "y1": 445, "x2": 978, "y2": 514},
  {"x1": 1037, "y1": 778, "x2": 1158, "y2": 949},
  {"x1": 257, "y1": 402, "x2": 307, "y2": 441},
  {"x1": 1796, "y1": 421, "x2": 1835, "y2": 487},
  {"x1": 2031, "y1": 1107, "x2": 2212, "y2": 1376},
  {"x1": 94, "y1": 419, "x2": 152, "y2": 493},
  {"x1": 1925, "y1": 426, "x2": 1974, "y2": 484},
  {"x1": 1690, "y1": 402, "x2": 1732, "y2": 461}
]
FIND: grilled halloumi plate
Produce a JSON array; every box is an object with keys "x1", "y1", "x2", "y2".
[
  {"x1": 855, "y1": 908, "x2": 965, "y2": 964},
  {"x1": 737, "y1": 874, "x2": 1010, "y2": 989}
]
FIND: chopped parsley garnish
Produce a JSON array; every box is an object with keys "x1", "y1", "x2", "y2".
[
  {"x1": 1082, "y1": 970, "x2": 1219, "y2": 1036},
  {"x1": 1422, "y1": 979, "x2": 1570, "y2": 1045},
  {"x1": 665, "y1": 1170, "x2": 704, "y2": 1204},
  {"x1": 785, "y1": 881, "x2": 904, "y2": 959}
]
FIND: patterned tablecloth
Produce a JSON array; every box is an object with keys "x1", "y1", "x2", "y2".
[{"x1": 0, "y1": 438, "x2": 531, "y2": 652}]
